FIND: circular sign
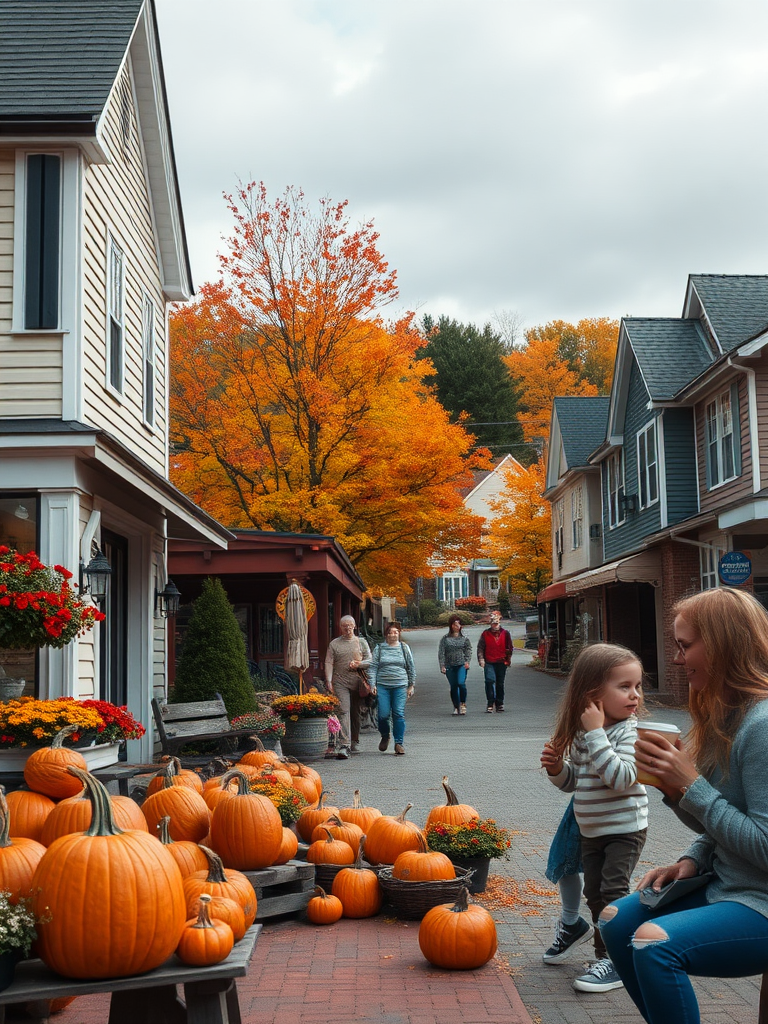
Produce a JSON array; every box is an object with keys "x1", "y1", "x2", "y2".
[
  {"x1": 718, "y1": 551, "x2": 752, "y2": 586},
  {"x1": 275, "y1": 585, "x2": 316, "y2": 621}
]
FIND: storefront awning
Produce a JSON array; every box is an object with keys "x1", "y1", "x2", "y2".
[
  {"x1": 537, "y1": 581, "x2": 567, "y2": 604},
  {"x1": 564, "y1": 551, "x2": 661, "y2": 594}
]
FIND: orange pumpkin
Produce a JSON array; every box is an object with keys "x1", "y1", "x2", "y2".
[
  {"x1": 141, "y1": 764, "x2": 210, "y2": 843},
  {"x1": 202, "y1": 774, "x2": 239, "y2": 812},
  {"x1": 31, "y1": 768, "x2": 187, "y2": 979},
  {"x1": 41, "y1": 790, "x2": 149, "y2": 846},
  {"x1": 275, "y1": 756, "x2": 301, "y2": 777},
  {"x1": 6, "y1": 789, "x2": 55, "y2": 844},
  {"x1": 364, "y1": 803, "x2": 421, "y2": 866},
  {"x1": 255, "y1": 763, "x2": 293, "y2": 788},
  {"x1": 425, "y1": 777, "x2": 479, "y2": 828},
  {"x1": 0, "y1": 788, "x2": 45, "y2": 902},
  {"x1": 208, "y1": 770, "x2": 282, "y2": 870},
  {"x1": 23, "y1": 725, "x2": 88, "y2": 800},
  {"x1": 392, "y1": 831, "x2": 455, "y2": 881},
  {"x1": 291, "y1": 767, "x2": 321, "y2": 804},
  {"x1": 306, "y1": 828, "x2": 355, "y2": 866},
  {"x1": 418, "y1": 887, "x2": 497, "y2": 969},
  {"x1": 177, "y1": 894, "x2": 234, "y2": 966},
  {"x1": 273, "y1": 827, "x2": 299, "y2": 865},
  {"x1": 207, "y1": 894, "x2": 246, "y2": 942},
  {"x1": 183, "y1": 845, "x2": 257, "y2": 927},
  {"x1": 156, "y1": 816, "x2": 209, "y2": 878},
  {"x1": 331, "y1": 836, "x2": 383, "y2": 918},
  {"x1": 297, "y1": 791, "x2": 339, "y2": 843},
  {"x1": 306, "y1": 885, "x2": 343, "y2": 925},
  {"x1": 146, "y1": 757, "x2": 204, "y2": 798},
  {"x1": 311, "y1": 814, "x2": 363, "y2": 857},
  {"x1": 338, "y1": 789, "x2": 382, "y2": 833},
  {"x1": 237, "y1": 738, "x2": 277, "y2": 770}
]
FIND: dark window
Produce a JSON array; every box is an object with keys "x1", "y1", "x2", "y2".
[{"x1": 24, "y1": 155, "x2": 61, "y2": 329}]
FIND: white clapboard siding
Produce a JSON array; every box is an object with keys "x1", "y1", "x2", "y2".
[{"x1": 0, "y1": 333, "x2": 63, "y2": 417}]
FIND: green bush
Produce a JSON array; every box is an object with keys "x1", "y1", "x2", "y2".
[
  {"x1": 497, "y1": 591, "x2": 511, "y2": 617},
  {"x1": 436, "y1": 610, "x2": 475, "y2": 626},
  {"x1": 172, "y1": 577, "x2": 256, "y2": 719},
  {"x1": 417, "y1": 599, "x2": 446, "y2": 625}
]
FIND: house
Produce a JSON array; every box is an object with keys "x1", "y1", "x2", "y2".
[
  {"x1": 0, "y1": 1, "x2": 231, "y2": 762},
  {"x1": 541, "y1": 274, "x2": 768, "y2": 698}
]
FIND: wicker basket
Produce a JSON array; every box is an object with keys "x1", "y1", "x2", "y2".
[
  {"x1": 377, "y1": 866, "x2": 474, "y2": 920},
  {"x1": 314, "y1": 860, "x2": 383, "y2": 891}
]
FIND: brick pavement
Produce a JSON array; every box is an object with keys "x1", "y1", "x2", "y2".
[{"x1": 52, "y1": 624, "x2": 761, "y2": 1024}]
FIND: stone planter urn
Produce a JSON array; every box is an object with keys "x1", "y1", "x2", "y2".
[{"x1": 281, "y1": 717, "x2": 329, "y2": 761}]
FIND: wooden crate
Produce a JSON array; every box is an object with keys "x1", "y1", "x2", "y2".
[{"x1": 243, "y1": 859, "x2": 315, "y2": 920}]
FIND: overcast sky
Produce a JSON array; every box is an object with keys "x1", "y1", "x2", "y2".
[{"x1": 155, "y1": 0, "x2": 768, "y2": 336}]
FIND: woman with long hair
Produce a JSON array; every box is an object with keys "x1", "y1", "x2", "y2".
[
  {"x1": 438, "y1": 614, "x2": 472, "y2": 715},
  {"x1": 600, "y1": 587, "x2": 768, "y2": 1023}
]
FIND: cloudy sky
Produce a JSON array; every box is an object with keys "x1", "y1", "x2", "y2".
[{"x1": 155, "y1": 0, "x2": 768, "y2": 336}]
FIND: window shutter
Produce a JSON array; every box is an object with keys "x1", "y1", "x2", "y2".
[
  {"x1": 462, "y1": 576, "x2": 468, "y2": 598},
  {"x1": 437, "y1": 577, "x2": 443, "y2": 601},
  {"x1": 730, "y1": 380, "x2": 742, "y2": 477}
]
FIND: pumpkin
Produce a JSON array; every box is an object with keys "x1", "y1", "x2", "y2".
[
  {"x1": 275, "y1": 756, "x2": 302, "y2": 777},
  {"x1": 237, "y1": 737, "x2": 277, "y2": 770},
  {"x1": 177, "y1": 894, "x2": 234, "y2": 966},
  {"x1": 311, "y1": 814, "x2": 363, "y2": 857},
  {"x1": 296, "y1": 791, "x2": 339, "y2": 843},
  {"x1": 146, "y1": 757, "x2": 204, "y2": 798},
  {"x1": 157, "y1": 816, "x2": 209, "y2": 878},
  {"x1": 425, "y1": 777, "x2": 479, "y2": 828},
  {"x1": 141, "y1": 762, "x2": 211, "y2": 843},
  {"x1": 306, "y1": 885, "x2": 343, "y2": 925},
  {"x1": 23, "y1": 725, "x2": 88, "y2": 800},
  {"x1": 331, "y1": 836, "x2": 383, "y2": 919},
  {"x1": 202, "y1": 774, "x2": 239, "y2": 812},
  {"x1": 207, "y1": 894, "x2": 246, "y2": 942},
  {"x1": 255, "y1": 763, "x2": 293, "y2": 788},
  {"x1": 418, "y1": 887, "x2": 497, "y2": 969},
  {"x1": 0, "y1": 788, "x2": 45, "y2": 902},
  {"x1": 364, "y1": 803, "x2": 421, "y2": 866},
  {"x1": 208, "y1": 771, "x2": 282, "y2": 870},
  {"x1": 31, "y1": 768, "x2": 187, "y2": 979},
  {"x1": 6, "y1": 789, "x2": 55, "y2": 844},
  {"x1": 273, "y1": 827, "x2": 299, "y2": 865},
  {"x1": 183, "y1": 845, "x2": 257, "y2": 928},
  {"x1": 291, "y1": 766, "x2": 321, "y2": 804},
  {"x1": 338, "y1": 789, "x2": 382, "y2": 833},
  {"x1": 392, "y1": 830, "x2": 455, "y2": 882},
  {"x1": 296, "y1": 761, "x2": 322, "y2": 796},
  {"x1": 306, "y1": 828, "x2": 355, "y2": 866},
  {"x1": 41, "y1": 790, "x2": 149, "y2": 846}
]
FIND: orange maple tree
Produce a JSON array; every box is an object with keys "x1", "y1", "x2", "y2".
[
  {"x1": 487, "y1": 459, "x2": 552, "y2": 604},
  {"x1": 170, "y1": 185, "x2": 486, "y2": 596},
  {"x1": 525, "y1": 318, "x2": 619, "y2": 393}
]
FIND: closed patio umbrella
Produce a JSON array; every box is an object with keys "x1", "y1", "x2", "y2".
[{"x1": 284, "y1": 581, "x2": 310, "y2": 693}]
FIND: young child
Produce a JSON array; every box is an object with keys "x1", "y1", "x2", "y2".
[
  {"x1": 541, "y1": 643, "x2": 648, "y2": 993},
  {"x1": 542, "y1": 799, "x2": 591, "y2": 965}
]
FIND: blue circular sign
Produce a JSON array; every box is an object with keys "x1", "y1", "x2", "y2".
[{"x1": 718, "y1": 551, "x2": 752, "y2": 586}]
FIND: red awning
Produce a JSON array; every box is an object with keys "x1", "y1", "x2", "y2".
[{"x1": 537, "y1": 581, "x2": 567, "y2": 604}]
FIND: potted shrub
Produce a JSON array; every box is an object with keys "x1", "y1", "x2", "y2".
[{"x1": 424, "y1": 817, "x2": 511, "y2": 893}]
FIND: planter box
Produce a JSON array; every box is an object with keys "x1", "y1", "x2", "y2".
[{"x1": 0, "y1": 741, "x2": 121, "y2": 772}]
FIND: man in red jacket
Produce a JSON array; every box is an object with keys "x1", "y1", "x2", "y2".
[{"x1": 477, "y1": 612, "x2": 513, "y2": 713}]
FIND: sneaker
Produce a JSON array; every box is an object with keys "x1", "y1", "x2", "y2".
[
  {"x1": 542, "y1": 917, "x2": 594, "y2": 964},
  {"x1": 452, "y1": 708, "x2": 460, "y2": 716},
  {"x1": 496, "y1": 705, "x2": 505, "y2": 712},
  {"x1": 460, "y1": 704, "x2": 467, "y2": 715},
  {"x1": 486, "y1": 706, "x2": 494, "y2": 713},
  {"x1": 351, "y1": 742, "x2": 359, "y2": 753},
  {"x1": 336, "y1": 747, "x2": 350, "y2": 760},
  {"x1": 572, "y1": 958, "x2": 624, "y2": 993},
  {"x1": 394, "y1": 743, "x2": 406, "y2": 755},
  {"x1": 378, "y1": 736, "x2": 390, "y2": 752}
]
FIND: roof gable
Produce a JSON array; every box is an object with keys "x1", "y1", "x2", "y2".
[
  {"x1": 553, "y1": 397, "x2": 610, "y2": 468},
  {"x1": 684, "y1": 275, "x2": 768, "y2": 353},
  {"x1": 624, "y1": 319, "x2": 712, "y2": 401}
]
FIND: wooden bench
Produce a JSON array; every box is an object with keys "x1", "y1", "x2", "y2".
[
  {"x1": 0, "y1": 923, "x2": 261, "y2": 1024},
  {"x1": 151, "y1": 696, "x2": 260, "y2": 766}
]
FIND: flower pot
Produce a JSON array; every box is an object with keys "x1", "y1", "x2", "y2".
[
  {"x1": 0, "y1": 949, "x2": 22, "y2": 993},
  {"x1": 257, "y1": 734, "x2": 283, "y2": 755},
  {"x1": 0, "y1": 679, "x2": 25, "y2": 702},
  {"x1": 0, "y1": 741, "x2": 121, "y2": 772},
  {"x1": 450, "y1": 855, "x2": 492, "y2": 894},
  {"x1": 281, "y1": 717, "x2": 329, "y2": 761}
]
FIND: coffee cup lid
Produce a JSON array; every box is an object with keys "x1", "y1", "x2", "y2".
[{"x1": 637, "y1": 721, "x2": 680, "y2": 734}]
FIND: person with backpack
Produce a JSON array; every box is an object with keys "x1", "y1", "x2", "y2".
[{"x1": 369, "y1": 622, "x2": 415, "y2": 755}]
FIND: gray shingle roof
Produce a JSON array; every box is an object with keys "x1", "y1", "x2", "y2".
[
  {"x1": 0, "y1": 0, "x2": 144, "y2": 123},
  {"x1": 624, "y1": 319, "x2": 713, "y2": 401},
  {"x1": 553, "y1": 396, "x2": 610, "y2": 468},
  {"x1": 690, "y1": 275, "x2": 768, "y2": 352}
]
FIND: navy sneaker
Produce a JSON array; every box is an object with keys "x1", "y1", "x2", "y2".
[
  {"x1": 572, "y1": 958, "x2": 624, "y2": 992},
  {"x1": 542, "y1": 917, "x2": 594, "y2": 964}
]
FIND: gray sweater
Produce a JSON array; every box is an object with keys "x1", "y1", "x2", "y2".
[
  {"x1": 672, "y1": 698, "x2": 768, "y2": 920},
  {"x1": 438, "y1": 634, "x2": 473, "y2": 670}
]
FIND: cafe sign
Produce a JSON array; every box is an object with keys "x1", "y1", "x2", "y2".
[{"x1": 718, "y1": 551, "x2": 752, "y2": 586}]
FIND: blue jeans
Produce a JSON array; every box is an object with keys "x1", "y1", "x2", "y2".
[
  {"x1": 483, "y1": 661, "x2": 506, "y2": 708},
  {"x1": 601, "y1": 889, "x2": 768, "y2": 1024},
  {"x1": 445, "y1": 664, "x2": 467, "y2": 708},
  {"x1": 377, "y1": 685, "x2": 407, "y2": 746}
]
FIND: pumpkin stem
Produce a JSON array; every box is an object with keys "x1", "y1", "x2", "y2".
[
  {"x1": 395, "y1": 803, "x2": 413, "y2": 823},
  {"x1": 441, "y1": 777, "x2": 461, "y2": 807},
  {"x1": 250, "y1": 737, "x2": 265, "y2": 752},
  {"x1": 352, "y1": 789, "x2": 362, "y2": 809},
  {"x1": 354, "y1": 834, "x2": 368, "y2": 870},
  {"x1": 314, "y1": 790, "x2": 327, "y2": 811},
  {"x1": 67, "y1": 766, "x2": 123, "y2": 837},
  {"x1": 157, "y1": 816, "x2": 173, "y2": 845},
  {"x1": 219, "y1": 769, "x2": 251, "y2": 796},
  {"x1": 51, "y1": 723, "x2": 80, "y2": 749},
  {"x1": 451, "y1": 887, "x2": 471, "y2": 914},
  {"x1": 415, "y1": 830, "x2": 429, "y2": 855},
  {"x1": 324, "y1": 814, "x2": 343, "y2": 828},
  {"x1": 0, "y1": 787, "x2": 11, "y2": 849},
  {"x1": 313, "y1": 885, "x2": 329, "y2": 898},
  {"x1": 194, "y1": 893, "x2": 216, "y2": 929},
  {"x1": 322, "y1": 827, "x2": 337, "y2": 843},
  {"x1": 198, "y1": 845, "x2": 229, "y2": 884}
]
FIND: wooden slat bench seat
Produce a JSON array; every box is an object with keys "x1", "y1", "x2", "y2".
[{"x1": 152, "y1": 695, "x2": 259, "y2": 766}]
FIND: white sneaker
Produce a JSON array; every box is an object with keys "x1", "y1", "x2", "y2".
[
  {"x1": 572, "y1": 958, "x2": 624, "y2": 992},
  {"x1": 452, "y1": 708, "x2": 459, "y2": 716}
]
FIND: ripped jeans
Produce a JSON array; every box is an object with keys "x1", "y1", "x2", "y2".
[{"x1": 600, "y1": 889, "x2": 768, "y2": 1024}]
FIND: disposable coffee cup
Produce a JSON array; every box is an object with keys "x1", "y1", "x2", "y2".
[{"x1": 635, "y1": 721, "x2": 681, "y2": 787}]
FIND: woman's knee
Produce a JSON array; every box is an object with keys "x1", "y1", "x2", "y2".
[{"x1": 632, "y1": 922, "x2": 668, "y2": 949}]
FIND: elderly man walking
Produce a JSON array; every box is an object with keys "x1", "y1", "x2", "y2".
[
  {"x1": 325, "y1": 615, "x2": 372, "y2": 759},
  {"x1": 477, "y1": 612, "x2": 513, "y2": 713}
]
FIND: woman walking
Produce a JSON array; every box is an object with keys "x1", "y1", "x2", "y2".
[
  {"x1": 438, "y1": 614, "x2": 472, "y2": 715},
  {"x1": 369, "y1": 622, "x2": 416, "y2": 756}
]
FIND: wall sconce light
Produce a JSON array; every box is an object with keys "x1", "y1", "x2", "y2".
[
  {"x1": 13, "y1": 504, "x2": 29, "y2": 520},
  {"x1": 155, "y1": 579, "x2": 181, "y2": 618},
  {"x1": 620, "y1": 493, "x2": 638, "y2": 515},
  {"x1": 79, "y1": 548, "x2": 112, "y2": 603}
]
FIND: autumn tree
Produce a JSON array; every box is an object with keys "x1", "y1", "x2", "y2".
[
  {"x1": 487, "y1": 459, "x2": 551, "y2": 605},
  {"x1": 417, "y1": 315, "x2": 530, "y2": 460},
  {"x1": 524, "y1": 318, "x2": 619, "y2": 393},
  {"x1": 170, "y1": 184, "x2": 486, "y2": 597}
]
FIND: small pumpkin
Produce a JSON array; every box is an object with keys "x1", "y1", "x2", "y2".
[
  {"x1": 23, "y1": 725, "x2": 88, "y2": 800},
  {"x1": 425, "y1": 777, "x2": 479, "y2": 828},
  {"x1": 331, "y1": 835, "x2": 383, "y2": 919},
  {"x1": 202, "y1": 774, "x2": 239, "y2": 812},
  {"x1": 272, "y1": 827, "x2": 299, "y2": 865},
  {"x1": 291, "y1": 766, "x2": 321, "y2": 804},
  {"x1": 237, "y1": 737, "x2": 277, "y2": 770},
  {"x1": 183, "y1": 845, "x2": 257, "y2": 928},
  {"x1": 392, "y1": 830, "x2": 455, "y2": 882},
  {"x1": 207, "y1": 894, "x2": 246, "y2": 942},
  {"x1": 0, "y1": 788, "x2": 45, "y2": 902},
  {"x1": 338, "y1": 790, "x2": 382, "y2": 833},
  {"x1": 6, "y1": 789, "x2": 55, "y2": 844},
  {"x1": 146, "y1": 757, "x2": 204, "y2": 798},
  {"x1": 156, "y1": 816, "x2": 209, "y2": 878},
  {"x1": 306, "y1": 885, "x2": 343, "y2": 925},
  {"x1": 311, "y1": 814, "x2": 363, "y2": 857},
  {"x1": 418, "y1": 886, "x2": 497, "y2": 969},
  {"x1": 364, "y1": 803, "x2": 421, "y2": 866},
  {"x1": 297, "y1": 791, "x2": 339, "y2": 843},
  {"x1": 306, "y1": 828, "x2": 355, "y2": 866},
  {"x1": 208, "y1": 770, "x2": 282, "y2": 870},
  {"x1": 141, "y1": 762, "x2": 211, "y2": 843},
  {"x1": 177, "y1": 894, "x2": 234, "y2": 966}
]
